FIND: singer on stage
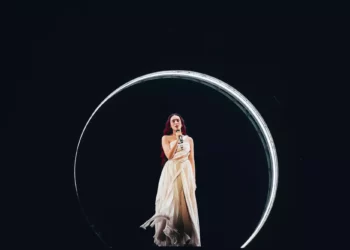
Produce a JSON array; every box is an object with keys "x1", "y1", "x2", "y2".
[{"x1": 140, "y1": 113, "x2": 201, "y2": 247}]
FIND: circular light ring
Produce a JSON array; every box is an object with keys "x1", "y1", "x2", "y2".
[{"x1": 74, "y1": 70, "x2": 279, "y2": 248}]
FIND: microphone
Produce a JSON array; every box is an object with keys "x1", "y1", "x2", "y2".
[
  {"x1": 176, "y1": 129, "x2": 183, "y2": 143},
  {"x1": 176, "y1": 130, "x2": 183, "y2": 150}
]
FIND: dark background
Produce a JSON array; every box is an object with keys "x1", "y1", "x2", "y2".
[{"x1": 13, "y1": 14, "x2": 349, "y2": 250}]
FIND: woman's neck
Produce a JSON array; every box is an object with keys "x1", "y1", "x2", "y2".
[{"x1": 172, "y1": 130, "x2": 182, "y2": 136}]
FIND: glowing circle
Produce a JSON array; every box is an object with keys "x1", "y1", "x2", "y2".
[{"x1": 74, "y1": 70, "x2": 279, "y2": 248}]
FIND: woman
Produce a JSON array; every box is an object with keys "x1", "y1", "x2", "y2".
[{"x1": 140, "y1": 113, "x2": 201, "y2": 247}]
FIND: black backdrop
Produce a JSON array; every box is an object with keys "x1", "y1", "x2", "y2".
[{"x1": 15, "y1": 15, "x2": 335, "y2": 250}]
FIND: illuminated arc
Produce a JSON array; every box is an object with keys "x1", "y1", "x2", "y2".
[{"x1": 74, "y1": 70, "x2": 279, "y2": 248}]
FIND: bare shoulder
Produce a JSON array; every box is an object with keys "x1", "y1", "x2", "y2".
[{"x1": 162, "y1": 135, "x2": 171, "y2": 143}]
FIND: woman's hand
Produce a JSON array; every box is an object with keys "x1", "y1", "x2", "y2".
[{"x1": 175, "y1": 130, "x2": 182, "y2": 141}]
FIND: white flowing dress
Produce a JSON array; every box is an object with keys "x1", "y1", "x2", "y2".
[{"x1": 140, "y1": 135, "x2": 201, "y2": 246}]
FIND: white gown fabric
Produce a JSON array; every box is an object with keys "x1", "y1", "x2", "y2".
[{"x1": 140, "y1": 135, "x2": 201, "y2": 246}]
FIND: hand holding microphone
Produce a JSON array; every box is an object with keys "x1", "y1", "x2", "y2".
[
  {"x1": 175, "y1": 129, "x2": 183, "y2": 143},
  {"x1": 175, "y1": 129, "x2": 184, "y2": 151}
]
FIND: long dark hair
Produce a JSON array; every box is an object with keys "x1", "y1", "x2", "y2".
[{"x1": 160, "y1": 113, "x2": 187, "y2": 166}]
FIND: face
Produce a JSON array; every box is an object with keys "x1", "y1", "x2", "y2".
[{"x1": 170, "y1": 115, "x2": 182, "y2": 131}]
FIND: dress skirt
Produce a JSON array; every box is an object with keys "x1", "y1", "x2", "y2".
[{"x1": 140, "y1": 154, "x2": 201, "y2": 246}]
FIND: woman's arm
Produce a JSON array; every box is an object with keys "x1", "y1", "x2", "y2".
[
  {"x1": 162, "y1": 136, "x2": 179, "y2": 160},
  {"x1": 188, "y1": 137, "x2": 196, "y2": 180}
]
